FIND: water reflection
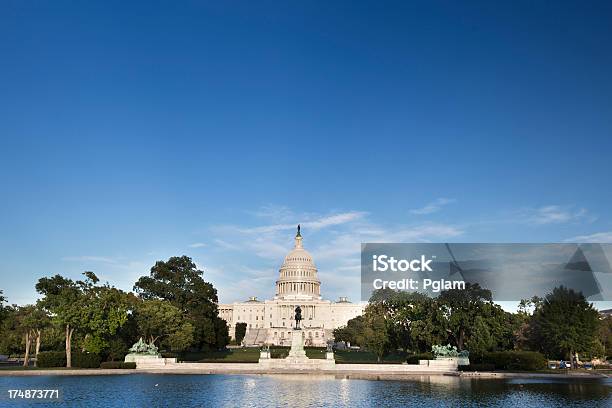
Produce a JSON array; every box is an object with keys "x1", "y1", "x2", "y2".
[{"x1": 0, "y1": 374, "x2": 609, "y2": 408}]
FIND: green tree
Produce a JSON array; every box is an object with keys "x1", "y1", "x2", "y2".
[
  {"x1": 437, "y1": 283, "x2": 494, "y2": 350},
  {"x1": 235, "y1": 322, "x2": 247, "y2": 345},
  {"x1": 0, "y1": 305, "x2": 22, "y2": 356},
  {"x1": 333, "y1": 315, "x2": 365, "y2": 347},
  {"x1": 369, "y1": 290, "x2": 412, "y2": 352},
  {"x1": 0, "y1": 290, "x2": 6, "y2": 326},
  {"x1": 79, "y1": 285, "x2": 131, "y2": 354},
  {"x1": 357, "y1": 303, "x2": 391, "y2": 362},
  {"x1": 134, "y1": 299, "x2": 194, "y2": 351},
  {"x1": 599, "y1": 315, "x2": 612, "y2": 359},
  {"x1": 36, "y1": 274, "x2": 84, "y2": 367},
  {"x1": 106, "y1": 338, "x2": 130, "y2": 362},
  {"x1": 16, "y1": 304, "x2": 50, "y2": 367},
  {"x1": 380, "y1": 291, "x2": 446, "y2": 353},
  {"x1": 134, "y1": 256, "x2": 228, "y2": 350},
  {"x1": 530, "y1": 286, "x2": 599, "y2": 365},
  {"x1": 36, "y1": 272, "x2": 131, "y2": 366},
  {"x1": 464, "y1": 315, "x2": 494, "y2": 359},
  {"x1": 406, "y1": 297, "x2": 447, "y2": 353}
]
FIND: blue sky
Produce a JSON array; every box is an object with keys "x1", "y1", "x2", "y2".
[{"x1": 1, "y1": 1, "x2": 611, "y2": 308}]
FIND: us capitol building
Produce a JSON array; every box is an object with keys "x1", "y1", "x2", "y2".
[{"x1": 218, "y1": 226, "x2": 365, "y2": 347}]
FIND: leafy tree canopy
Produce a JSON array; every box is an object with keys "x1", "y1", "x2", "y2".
[
  {"x1": 133, "y1": 256, "x2": 228, "y2": 350},
  {"x1": 530, "y1": 286, "x2": 599, "y2": 360}
]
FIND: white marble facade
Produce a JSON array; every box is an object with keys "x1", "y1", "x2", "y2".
[{"x1": 218, "y1": 228, "x2": 364, "y2": 347}]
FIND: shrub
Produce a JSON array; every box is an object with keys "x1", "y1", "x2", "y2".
[
  {"x1": 481, "y1": 351, "x2": 547, "y2": 371},
  {"x1": 406, "y1": 353, "x2": 433, "y2": 364},
  {"x1": 459, "y1": 363, "x2": 495, "y2": 372},
  {"x1": 36, "y1": 351, "x2": 101, "y2": 368},
  {"x1": 100, "y1": 361, "x2": 136, "y2": 369},
  {"x1": 36, "y1": 351, "x2": 66, "y2": 368},
  {"x1": 72, "y1": 352, "x2": 101, "y2": 368},
  {"x1": 270, "y1": 348, "x2": 289, "y2": 359}
]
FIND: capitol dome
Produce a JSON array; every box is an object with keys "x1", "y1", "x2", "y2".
[{"x1": 275, "y1": 226, "x2": 321, "y2": 300}]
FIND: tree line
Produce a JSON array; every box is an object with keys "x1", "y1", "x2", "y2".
[
  {"x1": 0, "y1": 256, "x2": 229, "y2": 367},
  {"x1": 334, "y1": 283, "x2": 612, "y2": 365}
]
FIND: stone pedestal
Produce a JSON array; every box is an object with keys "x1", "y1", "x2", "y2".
[
  {"x1": 287, "y1": 330, "x2": 306, "y2": 359},
  {"x1": 125, "y1": 354, "x2": 177, "y2": 368},
  {"x1": 258, "y1": 328, "x2": 335, "y2": 369}
]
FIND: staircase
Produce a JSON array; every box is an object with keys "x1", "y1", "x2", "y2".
[{"x1": 242, "y1": 328, "x2": 267, "y2": 346}]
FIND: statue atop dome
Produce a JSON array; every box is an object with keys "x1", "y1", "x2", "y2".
[{"x1": 275, "y1": 227, "x2": 321, "y2": 300}]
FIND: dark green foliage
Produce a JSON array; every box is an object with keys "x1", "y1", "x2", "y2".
[
  {"x1": 529, "y1": 286, "x2": 599, "y2": 360},
  {"x1": 270, "y1": 348, "x2": 289, "y2": 359},
  {"x1": 0, "y1": 305, "x2": 23, "y2": 355},
  {"x1": 437, "y1": 283, "x2": 498, "y2": 351},
  {"x1": 0, "y1": 289, "x2": 6, "y2": 326},
  {"x1": 100, "y1": 361, "x2": 136, "y2": 369},
  {"x1": 72, "y1": 352, "x2": 101, "y2": 368},
  {"x1": 235, "y1": 322, "x2": 247, "y2": 345},
  {"x1": 358, "y1": 303, "x2": 392, "y2": 362},
  {"x1": 133, "y1": 256, "x2": 229, "y2": 350},
  {"x1": 106, "y1": 338, "x2": 130, "y2": 362},
  {"x1": 480, "y1": 351, "x2": 547, "y2": 371},
  {"x1": 333, "y1": 315, "x2": 365, "y2": 346},
  {"x1": 36, "y1": 351, "x2": 101, "y2": 368},
  {"x1": 337, "y1": 285, "x2": 516, "y2": 358},
  {"x1": 406, "y1": 353, "x2": 433, "y2": 364},
  {"x1": 36, "y1": 351, "x2": 67, "y2": 368},
  {"x1": 333, "y1": 350, "x2": 408, "y2": 364}
]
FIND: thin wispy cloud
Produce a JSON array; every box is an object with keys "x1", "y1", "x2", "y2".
[
  {"x1": 313, "y1": 223, "x2": 464, "y2": 261},
  {"x1": 248, "y1": 204, "x2": 295, "y2": 221},
  {"x1": 522, "y1": 205, "x2": 593, "y2": 225},
  {"x1": 213, "y1": 239, "x2": 240, "y2": 251},
  {"x1": 188, "y1": 242, "x2": 207, "y2": 248},
  {"x1": 61, "y1": 256, "x2": 118, "y2": 264},
  {"x1": 208, "y1": 206, "x2": 463, "y2": 303},
  {"x1": 565, "y1": 232, "x2": 612, "y2": 243},
  {"x1": 410, "y1": 198, "x2": 456, "y2": 215},
  {"x1": 220, "y1": 211, "x2": 367, "y2": 234}
]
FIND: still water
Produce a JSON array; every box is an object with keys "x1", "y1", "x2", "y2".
[{"x1": 0, "y1": 374, "x2": 610, "y2": 407}]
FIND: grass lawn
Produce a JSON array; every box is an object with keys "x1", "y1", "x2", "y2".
[
  {"x1": 179, "y1": 348, "x2": 261, "y2": 363},
  {"x1": 177, "y1": 348, "x2": 409, "y2": 364},
  {"x1": 179, "y1": 347, "x2": 329, "y2": 362},
  {"x1": 334, "y1": 350, "x2": 408, "y2": 364}
]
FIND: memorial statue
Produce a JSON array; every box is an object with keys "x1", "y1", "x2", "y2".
[
  {"x1": 431, "y1": 344, "x2": 459, "y2": 358},
  {"x1": 294, "y1": 305, "x2": 302, "y2": 329},
  {"x1": 297, "y1": 224, "x2": 301, "y2": 237},
  {"x1": 124, "y1": 337, "x2": 163, "y2": 364},
  {"x1": 126, "y1": 337, "x2": 160, "y2": 356}
]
